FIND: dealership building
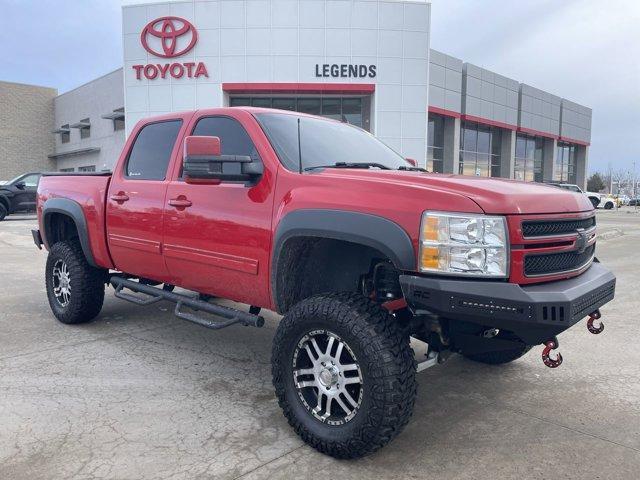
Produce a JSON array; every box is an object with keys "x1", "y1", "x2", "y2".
[{"x1": 0, "y1": 0, "x2": 592, "y2": 187}]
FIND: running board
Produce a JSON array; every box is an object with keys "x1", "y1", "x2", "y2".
[{"x1": 110, "y1": 276, "x2": 265, "y2": 330}]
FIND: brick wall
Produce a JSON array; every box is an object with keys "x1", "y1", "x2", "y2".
[{"x1": 0, "y1": 81, "x2": 57, "y2": 181}]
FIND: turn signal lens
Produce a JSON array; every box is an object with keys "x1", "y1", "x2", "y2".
[{"x1": 419, "y1": 212, "x2": 509, "y2": 278}]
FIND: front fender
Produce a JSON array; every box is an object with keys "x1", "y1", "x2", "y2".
[{"x1": 271, "y1": 209, "x2": 415, "y2": 310}]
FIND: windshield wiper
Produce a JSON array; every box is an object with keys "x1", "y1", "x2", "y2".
[
  {"x1": 304, "y1": 162, "x2": 391, "y2": 172},
  {"x1": 397, "y1": 165, "x2": 428, "y2": 172}
]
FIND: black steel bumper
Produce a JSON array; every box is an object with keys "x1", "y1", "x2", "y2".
[{"x1": 400, "y1": 262, "x2": 616, "y2": 345}]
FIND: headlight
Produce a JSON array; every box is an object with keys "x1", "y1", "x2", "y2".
[{"x1": 419, "y1": 212, "x2": 509, "y2": 277}]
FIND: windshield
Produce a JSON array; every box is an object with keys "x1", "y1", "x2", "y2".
[{"x1": 255, "y1": 113, "x2": 410, "y2": 172}]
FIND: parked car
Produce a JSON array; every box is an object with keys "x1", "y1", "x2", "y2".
[
  {"x1": 598, "y1": 195, "x2": 618, "y2": 210},
  {"x1": 628, "y1": 198, "x2": 640, "y2": 206},
  {"x1": 0, "y1": 172, "x2": 42, "y2": 221},
  {"x1": 33, "y1": 108, "x2": 616, "y2": 459},
  {"x1": 547, "y1": 182, "x2": 601, "y2": 208}
]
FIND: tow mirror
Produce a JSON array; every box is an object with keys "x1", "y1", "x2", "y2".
[
  {"x1": 183, "y1": 135, "x2": 263, "y2": 185},
  {"x1": 406, "y1": 158, "x2": 418, "y2": 167}
]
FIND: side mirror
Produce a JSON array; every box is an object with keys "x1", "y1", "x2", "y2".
[
  {"x1": 14, "y1": 181, "x2": 26, "y2": 190},
  {"x1": 406, "y1": 158, "x2": 418, "y2": 167},
  {"x1": 183, "y1": 136, "x2": 263, "y2": 185}
]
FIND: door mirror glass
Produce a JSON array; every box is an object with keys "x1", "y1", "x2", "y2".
[{"x1": 183, "y1": 135, "x2": 263, "y2": 185}]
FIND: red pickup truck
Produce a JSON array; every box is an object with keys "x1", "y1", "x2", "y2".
[{"x1": 34, "y1": 107, "x2": 616, "y2": 458}]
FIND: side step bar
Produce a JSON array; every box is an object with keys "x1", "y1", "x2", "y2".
[{"x1": 110, "y1": 276, "x2": 265, "y2": 330}]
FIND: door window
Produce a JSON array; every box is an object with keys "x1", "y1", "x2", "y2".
[
  {"x1": 125, "y1": 120, "x2": 182, "y2": 180},
  {"x1": 19, "y1": 174, "x2": 41, "y2": 187},
  {"x1": 191, "y1": 117, "x2": 260, "y2": 160}
]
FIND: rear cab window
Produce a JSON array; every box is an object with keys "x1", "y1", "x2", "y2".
[{"x1": 125, "y1": 120, "x2": 183, "y2": 180}]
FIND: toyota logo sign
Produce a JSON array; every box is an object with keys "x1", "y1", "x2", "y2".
[
  {"x1": 133, "y1": 16, "x2": 208, "y2": 81},
  {"x1": 141, "y1": 16, "x2": 198, "y2": 58}
]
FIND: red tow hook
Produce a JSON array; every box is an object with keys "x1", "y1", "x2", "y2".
[
  {"x1": 587, "y1": 309, "x2": 604, "y2": 334},
  {"x1": 542, "y1": 338, "x2": 563, "y2": 368}
]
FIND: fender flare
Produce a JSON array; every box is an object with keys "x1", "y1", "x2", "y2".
[
  {"x1": 42, "y1": 198, "x2": 97, "y2": 267},
  {"x1": 272, "y1": 209, "x2": 416, "y2": 309}
]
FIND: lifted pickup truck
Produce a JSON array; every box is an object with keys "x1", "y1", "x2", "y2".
[{"x1": 34, "y1": 108, "x2": 616, "y2": 458}]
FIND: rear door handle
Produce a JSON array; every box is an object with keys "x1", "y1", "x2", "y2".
[
  {"x1": 110, "y1": 192, "x2": 129, "y2": 203},
  {"x1": 168, "y1": 197, "x2": 192, "y2": 208}
]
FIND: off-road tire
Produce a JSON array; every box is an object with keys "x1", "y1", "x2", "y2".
[
  {"x1": 0, "y1": 203, "x2": 7, "y2": 221},
  {"x1": 46, "y1": 239, "x2": 105, "y2": 324},
  {"x1": 463, "y1": 344, "x2": 532, "y2": 365},
  {"x1": 272, "y1": 293, "x2": 417, "y2": 459}
]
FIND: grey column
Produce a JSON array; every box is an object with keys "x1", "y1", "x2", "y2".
[
  {"x1": 542, "y1": 138, "x2": 557, "y2": 182},
  {"x1": 499, "y1": 129, "x2": 516, "y2": 178},
  {"x1": 575, "y1": 146, "x2": 589, "y2": 189},
  {"x1": 443, "y1": 116, "x2": 460, "y2": 174}
]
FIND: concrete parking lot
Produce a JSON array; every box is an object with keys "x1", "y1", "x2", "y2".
[{"x1": 1, "y1": 210, "x2": 639, "y2": 479}]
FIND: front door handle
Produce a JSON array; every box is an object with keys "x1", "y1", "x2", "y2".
[
  {"x1": 110, "y1": 192, "x2": 129, "y2": 203},
  {"x1": 168, "y1": 197, "x2": 192, "y2": 208}
]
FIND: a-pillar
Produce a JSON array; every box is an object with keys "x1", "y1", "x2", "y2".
[{"x1": 442, "y1": 116, "x2": 460, "y2": 174}]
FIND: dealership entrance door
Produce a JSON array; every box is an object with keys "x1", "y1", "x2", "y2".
[{"x1": 229, "y1": 96, "x2": 372, "y2": 131}]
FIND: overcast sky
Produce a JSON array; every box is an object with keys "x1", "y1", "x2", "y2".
[{"x1": 2, "y1": 0, "x2": 638, "y2": 174}]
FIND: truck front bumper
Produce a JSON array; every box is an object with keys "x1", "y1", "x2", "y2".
[{"x1": 400, "y1": 262, "x2": 616, "y2": 345}]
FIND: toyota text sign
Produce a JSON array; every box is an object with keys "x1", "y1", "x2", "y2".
[{"x1": 133, "y1": 17, "x2": 208, "y2": 80}]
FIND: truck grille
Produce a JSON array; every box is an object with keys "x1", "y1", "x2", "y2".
[
  {"x1": 524, "y1": 245, "x2": 595, "y2": 276},
  {"x1": 522, "y1": 216, "x2": 595, "y2": 238}
]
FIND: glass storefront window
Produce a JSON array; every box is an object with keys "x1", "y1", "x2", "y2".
[
  {"x1": 230, "y1": 96, "x2": 370, "y2": 131},
  {"x1": 514, "y1": 134, "x2": 544, "y2": 182},
  {"x1": 555, "y1": 142, "x2": 576, "y2": 184},
  {"x1": 459, "y1": 121, "x2": 501, "y2": 177},
  {"x1": 427, "y1": 113, "x2": 445, "y2": 173}
]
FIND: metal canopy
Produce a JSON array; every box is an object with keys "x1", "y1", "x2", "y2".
[{"x1": 47, "y1": 147, "x2": 100, "y2": 159}]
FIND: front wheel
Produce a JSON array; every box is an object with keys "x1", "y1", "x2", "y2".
[
  {"x1": 46, "y1": 239, "x2": 106, "y2": 324},
  {"x1": 272, "y1": 293, "x2": 416, "y2": 459},
  {"x1": 0, "y1": 203, "x2": 7, "y2": 221}
]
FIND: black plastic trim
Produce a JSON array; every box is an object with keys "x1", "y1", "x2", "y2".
[
  {"x1": 42, "y1": 198, "x2": 97, "y2": 267},
  {"x1": 272, "y1": 209, "x2": 415, "y2": 309}
]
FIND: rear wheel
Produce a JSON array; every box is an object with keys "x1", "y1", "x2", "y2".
[
  {"x1": 272, "y1": 293, "x2": 416, "y2": 459},
  {"x1": 604, "y1": 201, "x2": 614, "y2": 210},
  {"x1": 46, "y1": 239, "x2": 106, "y2": 324},
  {"x1": 0, "y1": 203, "x2": 7, "y2": 221}
]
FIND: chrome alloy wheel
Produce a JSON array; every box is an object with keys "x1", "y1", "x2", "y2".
[
  {"x1": 292, "y1": 330, "x2": 363, "y2": 425},
  {"x1": 52, "y1": 259, "x2": 72, "y2": 307}
]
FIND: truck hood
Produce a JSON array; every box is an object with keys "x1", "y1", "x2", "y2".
[{"x1": 314, "y1": 170, "x2": 594, "y2": 215}]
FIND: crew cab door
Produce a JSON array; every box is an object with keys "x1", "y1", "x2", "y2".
[
  {"x1": 162, "y1": 111, "x2": 276, "y2": 307},
  {"x1": 106, "y1": 118, "x2": 186, "y2": 282},
  {"x1": 10, "y1": 173, "x2": 40, "y2": 212}
]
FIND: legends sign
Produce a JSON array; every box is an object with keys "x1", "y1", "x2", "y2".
[{"x1": 315, "y1": 64, "x2": 377, "y2": 79}]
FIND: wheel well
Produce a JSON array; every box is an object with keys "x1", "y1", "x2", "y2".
[
  {"x1": 0, "y1": 195, "x2": 9, "y2": 211},
  {"x1": 45, "y1": 212, "x2": 80, "y2": 246},
  {"x1": 274, "y1": 236, "x2": 398, "y2": 313}
]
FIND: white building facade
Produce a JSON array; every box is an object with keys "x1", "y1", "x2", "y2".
[{"x1": 42, "y1": 0, "x2": 593, "y2": 187}]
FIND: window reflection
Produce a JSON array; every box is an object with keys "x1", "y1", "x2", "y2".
[
  {"x1": 427, "y1": 113, "x2": 445, "y2": 173},
  {"x1": 555, "y1": 142, "x2": 576, "y2": 184},
  {"x1": 514, "y1": 134, "x2": 544, "y2": 182},
  {"x1": 459, "y1": 121, "x2": 502, "y2": 177}
]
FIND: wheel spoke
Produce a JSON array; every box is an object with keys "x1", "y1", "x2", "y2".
[
  {"x1": 296, "y1": 380, "x2": 316, "y2": 389},
  {"x1": 343, "y1": 376, "x2": 361, "y2": 385},
  {"x1": 325, "y1": 336, "x2": 335, "y2": 356},
  {"x1": 335, "y1": 395, "x2": 352, "y2": 416},
  {"x1": 310, "y1": 338, "x2": 323, "y2": 358},
  {"x1": 342, "y1": 390, "x2": 359, "y2": 409},
  {"x1": 304, "y1": 344, "x2": 317, "y2": 362},
  {"x1": 293, "y1": 368, "x2": 315, "y2": 377},
  {"x1": 341, "y1": 363, "x2": 358, "y2": 372},
  {"x1": 321, "y1": 396, "x2": 333, "y2": 420},
  {"x1": 334, "y1": 341, "x2": 344, "y2": 361}
]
